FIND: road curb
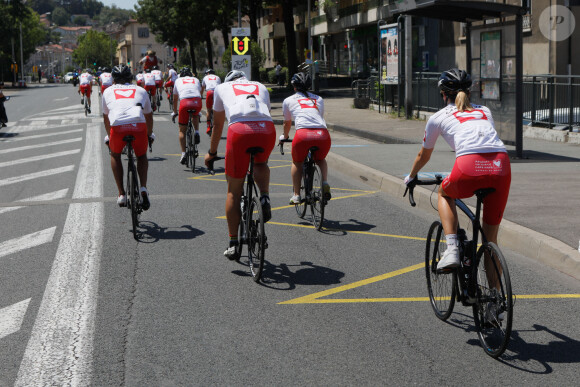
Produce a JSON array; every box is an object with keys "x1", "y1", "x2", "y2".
[{"x1": 326, "y1": 151, "x2": 580, "y2": 281}]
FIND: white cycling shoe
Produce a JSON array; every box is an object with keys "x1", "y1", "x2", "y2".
[
  {"x1": 437, "y1": 247, "x2": 460, "y2": 271},
  {"x1": 289, "y1": 194, "x2": 301, "y2": 205},
  {"x1": 117, "y1": 194, "x2": 127, "y2": 207}
]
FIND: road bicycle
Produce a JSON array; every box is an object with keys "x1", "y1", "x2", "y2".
[
  {"x1": 279, "y1": 139, "x2": 328, "y2": 230},
  {"x1": 173, "y1": 109, "x2": 199, "y2": 172},
  {"x1": 208, "y1": 149, "x2": 268, "y2": 282},
  {"x1": 123, "y1": 135, "x2": 144, "y2": 240},
  {"x1": 83, "y1": 93, "x2": 90, "y2": 116},
  {"x1": 404, "y1": 175, "x2": 513, "y2": 358},
  {"x1": 167, "y1": 86, "x2": 174, "y2": 111},
  {"x1": 147, "y1": 89, "x2": 157, "y2": 113},
  {"x1": 155, "y1": 86, "x2": 162, "y2": 110}
]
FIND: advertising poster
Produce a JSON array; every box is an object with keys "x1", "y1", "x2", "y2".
[
  {"x1": 380, "y1": 24, "x2": 399, "y2": 85},
  {"x1": 480, "y1": 30, "x2": 501, "y2": 100}
]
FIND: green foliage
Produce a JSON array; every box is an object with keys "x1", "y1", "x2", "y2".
[
  {"x1": 95, "y1": 5, "x2": 133, "y2": 26},
  {"x1": 267, "y1": 67, "x2": 287, "y2": 84},
  {"x1": 72, "y1": 15, "x2": 87, "y2": 26},
  {"x1": 73, "y1": 30, "x2": 116, "y2": 69},
  {"x1": 51, "y1": 6, "x2": 69, "y2": 26}
]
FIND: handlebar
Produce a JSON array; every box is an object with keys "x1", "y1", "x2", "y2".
[
  {"x1": 278, "y1": 138, "x2": 293, "y2": 155},
  {"x1": 206, "y1": 156, "x2": 224, "y2": 175},
  {"x1": 404, "y1": 175, "x2": 443, "y2": 207}
]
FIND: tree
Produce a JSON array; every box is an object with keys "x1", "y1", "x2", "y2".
[
  {"x1": 281, "y1": 0, "x2": 298, "y2": 79},
  {"x1": 51, "y1": 6, "x2": 69, "y2": 26},
  {"x1": 95, "y1": 5, "x2": 133, "y2": 26},
  {"x1": 73, "y1": 29, "x2": 116, "y2": 68}
]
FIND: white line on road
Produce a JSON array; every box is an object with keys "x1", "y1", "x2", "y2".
[
  {"x1": 0, "y1": 129, "x2": 83, "y2": 142},
  {"x1": 6, "y1": 123, "x2": 82, "y2": 134},
  {"x1": 0, "y1": 137, "x2": 82, "y2": 154},
  {"x1": 0, "y1": 189, "x2": 69, "y2": 215},
  {"x1": 16, "y1": 123, "x2": 104, "y2": 386},
  {"x1": 0, "y1": 165, "x2": 75, "y2": 187},
  {"x1": 0, "y1": 299, "x2": 31, "y2": 340},
  {"x1": 0, "y1": 227, "x2": 57, "y2": 259},
  {"x1": 0, "y1": 149, "x2": 80, "y2": 168}
]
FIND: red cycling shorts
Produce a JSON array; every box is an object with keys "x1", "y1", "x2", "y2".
[
  {"x1": 109, "y1": 123, "x2": 148, "y2": 157},
  {"x1": 442, "y1": 152, "x2": 511, "y2": 225},
  {"x1": 291, "y1": 128, "x2": 331, "y2": 163},
  {"x1": 178, "y1": 97, "x2": 202, "y2": 125},
  {"x1": 164, "y1": 80, "x2": 174, "y2": 89},
  {"x1": 137, "y1": 80, "x2": 143, "y2": 87},
  {"x1": 225, "y1": 121, "x2": 276, "y2": 179},
  {"x1": 101, "y1": 85, "x2": 111, "y2": 94},
  {"x1": 155, "y1": 80, "x2": 163, "y2": 88},
  {"x1": 79, "y1": 84, "x2": 91, "y2": 97},
  {"x1": 205, "y1": 90, "x2": 214, "y2": 110},
  {"x1": 144, "y1": 85, "x2": 156, "y2": 95}
]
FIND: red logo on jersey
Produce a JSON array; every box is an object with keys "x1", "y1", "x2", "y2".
[
  {"x1": 113, "y1": 89, "x2": 136, "y2": 99},
  {"x1": 453, "y1": 109, "x2": 488, "y2": 124},
  {"x1": 232, "y1": 84, "x2": 259, "y2": 96},
  {"x1": 297, "y1": 98, "x2": 318, "y2": 109},
  {"x1": 182, "y1": 79, "x2": 196, "y2": 84},
  {"x1": 208, "y1": 76, "x2": 217, "y2": 80}
]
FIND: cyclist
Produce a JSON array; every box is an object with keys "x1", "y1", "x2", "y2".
[
  {"x1": 78, "y1": 68, "x2": 93, "y2": 113},
  {"x1": 99, "y1": 66, "x2": 113, "y2": 95},
  {"x1": 164, "y1": 63, "x2": 178, "y2": 100},
  {"x1": 172, "y1": 66, "x2": 202, "y2": 165},
  {"x1": 280, "y1": 72, "x2": 332, "y2": 205},
  {"x1": 139, "y1": 50, "x2": 161, "y2": 71},
  {"x1": 143, "y1": 69, "x2": 157, "y2": 111},
  {"x1": 151, "y1": 65, "x2": 163, "y2": 101},
  {"x1": 404, "y1": 68, "x2": 511, "y2": 271},
  {"x1": 200, "y1": 68, "x2": 221, "y2": 136},
  {"x1": 204, "y1": 70, "x2": 276, "y2": 260},
  {"x1": 102, "y1": 64, "x2": 154, "y2": 209},
  {"x1": 136, "y1": 70, "x2": 144, "y2": 87}
]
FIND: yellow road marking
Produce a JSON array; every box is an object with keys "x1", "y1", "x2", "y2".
[{"x1": 515, "y1": 294, "x2": 580, "y2": 299}]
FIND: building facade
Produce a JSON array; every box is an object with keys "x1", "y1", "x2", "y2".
[{"x1": 116, "y1": 20, "x2": 174, "y2": 73}]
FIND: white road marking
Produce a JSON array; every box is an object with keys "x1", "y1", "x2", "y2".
[
  {"x1": 0, "y1": 299, "x2": 31, "y2": 340},
  {"x1": 0, "y1": 165, "x2": 75, "y2": 187},
  {"x1": 6, "y1": 123, "x2": 81, "y2": 134},
  {"x1": 0, "y1": 189, "x2": 69, "y2": 215},
  {"x1": 0, "y1": 227, "x2": 57, "y2": 259},
  {"x1": 16, "y1": 123, "x2": 104, "y2": 386},
  {"x1": 0, "y1": 129, "x2": 83, "y2": 142},
  {"x1": 0, "y1": 149, "x2": 81, "y2": 168},
  {"x1": 0, "y1": 137, "x2": 82, "y2": 154}
]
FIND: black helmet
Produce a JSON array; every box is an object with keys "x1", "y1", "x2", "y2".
[
  {"x1": 112, "y1": 64, "x2": 132, "y2": 82},
  {"x1": 145, "y1": 68, "x2": 151, "y2": 73},
  {"x1": 102, "y1": 66, "x2": 110, "y2": 73},
  {"x1": 180, "y1": 67, "x2": 193, "y2": 77},
  {"x1": 205, "y1": 68, "x2": 215, "y2": 75},
  {"x1": 224, "y1": 70, "x2": 245, "y2": 82},
  {"x1": 438, "y1": 68, "x2": 472, "y2": 93},
  {"x1": 152, "y1": 65, "x2": 159, "y2": 70},
  {"x1": 291, "y1": 72, "x2": 312, "y2": 91},
  {"x1": 167, "y1": 63, "x2": 174, "y2": 69}
]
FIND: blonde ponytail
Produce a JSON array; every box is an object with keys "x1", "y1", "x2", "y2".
[{"x1": 455, "y1": 91, "x2": 473, "y2": 112}]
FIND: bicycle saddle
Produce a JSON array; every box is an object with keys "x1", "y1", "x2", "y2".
[
  {"x1": 122, "y1": 135, "x2": 135, "y2": 142},
  {"x1": 246, "y1": 147, "x2": 264, "y2": 154},
  {"x1": 474, "y1": 187, "x2": 495, "y2": 199}
]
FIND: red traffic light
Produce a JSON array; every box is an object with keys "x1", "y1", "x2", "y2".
[
  {"x1": 173, "y1": 47, "x2": 177, "y2": 52},
  {"x1": 344, "y1": 43, "x2": 348, "y2": 49}
]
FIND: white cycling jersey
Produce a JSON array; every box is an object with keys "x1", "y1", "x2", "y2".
[
  {"x1": 136, "y1": 73, "x2": 144, "y2": 82},
  {"x1": 99, "y1": 72, "x2": 113, "y2": 86},
  {"x1": 143, "y1": 73, "x2": 156, "y2": 86},
  {"x1": 282, "y1": 92, "x2": 327, "y2": 129},
  {"x1": 102, "y1": 84, "x2": 152, "y2": 126},
  {"x1": 151, "y1": 69, "x2": 163, "y2": 81},
  {"x1": 173, "y1": 76, "x2": 202, "y2": 100},
  {"x1": 213, "y1": 78, "x2": 272, "y2": 125},
  {"x1": 423, "y1": 103, "x2": 506, "y2": 157},
  {"x1": 79, "y1": 73, "x2": 93, "y2": 86},
  {"x1": 202, "y1": 75, "x2": 221, "y2": 91},
  {"x1": 167, "y1": 69, "x2": 178, "y2": 82}
]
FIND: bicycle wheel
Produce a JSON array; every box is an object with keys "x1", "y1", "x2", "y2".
[
  {"x1": 472, "y1": 242, "x2": 513, "y2": 358},
  {"x1": 84, "y1": 99, "x2": 88, "y2": 116},
  {"x1": 127, "y1": 164, "x2": 140, "y2": 240},
  {"x1": 247, "y1": 196, "x2": 266, "y2": 282},
  {"x1": 186, "y1": 127, "x2": 195, "y2": 172},
  {"x1": 310, "y1": 163, "x2": 325, "y2": 230},
  {"x1": 295, "y1": 165, "x2": 308, "y2": 218},
  {"x1": 425, "y1": 221, "x2": 457, "y2": 320}
]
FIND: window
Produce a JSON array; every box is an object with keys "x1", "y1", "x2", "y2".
[{"x1": 138, "y1": 28, "x2": 149, "y2": 38}]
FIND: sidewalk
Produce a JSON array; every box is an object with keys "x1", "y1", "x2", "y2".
[{"x1": 269, "y1": 87, "x2": 580, "y2": 280}]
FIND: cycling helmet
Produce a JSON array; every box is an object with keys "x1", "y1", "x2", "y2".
[
  {"x1": 111, "y1": 64, "x2": 132, "y2": 82},
  {"x1": 167, "y1": 63, "x2": 174, "y2": 69},
  {"x1": 205, "y1": 68, "x2": 215, "y2": 75},
  {"x1": 438, "y1": 68, "x2": 472, "y2": 93},
  {"x1": 102, "y1": 66, "x2": 110, "y2": 73},
  {"x1": 152, "y1": 65, "x2": 159, "y2": 70},
  {"x1": 145, "y1": 68, "x2": 151, "y2": 73},
  {"x1": 180, "y1": 67, "x2": 193, "y2": 77},
  {"x1": 224, "y1": 70, "x2": 245, "y2": 82},
  {"x1": 290, "y1": 72, "x2": 312, "y2": 91},
  {"x1": 85, "y1": 68, "x2": 92, "y2": 74}
]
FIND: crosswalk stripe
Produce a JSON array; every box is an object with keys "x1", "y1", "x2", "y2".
[
  {"x1": 0, "y1": 138, "x2": 82, "y2": 154},
  {"x1": 0, "y1": 166, "x2": 75, "y2": 187},
  {"x1": 0, "y1": 189, "x2": 69, "y2": 215},
  {"x1": 0, "y1": 299, "x2": 31, "y2": 340},
  {"x1": 0, "y1": 149, "x2": 80, "y2": 168},
  {"x1": 0, "y1": 227, "x2": 57, "y2": 259},
  {"x1": 0, "y1": 129, "x2": 83, "y2": 143},
  {"x1": 6, "y1": 123, "x2": 82, "y2": 134}
]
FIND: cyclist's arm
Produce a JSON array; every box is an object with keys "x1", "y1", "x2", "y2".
[
  {"x1": 283, "y1": 120, "x2": 292, "y2": 138},
  {"x1": 172, "y1": 94, "x2": 178, "y2": 114},
  {"x1": 408, "y1": 146, "x2": 434, "y2": 178},
  {"x1": 145, "y1": 112, "x2": 153, "y2": 136},
  {"x1": 200, "y1": 85, "x2": 205, "y2": 95},
  {"x1": 103, "y1": 114, "x2": 111, "y2": 136},
  {"x1": 208, "y1": 110, "x2": 225, "y2": 154}
]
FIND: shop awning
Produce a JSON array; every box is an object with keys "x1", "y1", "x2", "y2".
[{"x1": 387, "y1": 0, "x2": 527, "y2": 22}]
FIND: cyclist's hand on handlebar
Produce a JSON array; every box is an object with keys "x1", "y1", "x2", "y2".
[
  {"x1": 171, "y1": 112, "x2": 177, "y2": 123},
  {"x1": 404, "y1": 175, "x2": 417, "y2": 188},
  {"x1": 104, "y1": 135, "x2": 110, "y2": 145},
  {"x1": 148, "y1": 133, "x2": 155, "y2": 150}
]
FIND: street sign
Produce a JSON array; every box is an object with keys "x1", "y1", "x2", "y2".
[
  {"x1": 232, "y1": 36, "x2": 250, "y2": 55},
  {"x1": 231, "y1": 28, "x2": 251, "y2": 80}
]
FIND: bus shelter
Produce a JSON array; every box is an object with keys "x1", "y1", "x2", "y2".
[{"x1": 387, "y1": 0, "x2": 527, "y2": 157}]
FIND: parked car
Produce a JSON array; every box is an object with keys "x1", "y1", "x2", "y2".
[{"x1": 64, "y1": 72, "x2": 74, "y2": 83}]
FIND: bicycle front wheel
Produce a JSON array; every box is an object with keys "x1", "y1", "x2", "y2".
[
  {"x1": 425, "y1": 221, "x2": 456, "y2": 320},
  {"x1": 127, "y1": 165, "x2": 140, "y2": 240},
  {"x1": 310, "y1": 164, "x2": 325, "y2": 230},
  {"x1": 247, "y1": 196, "x2": 266, "y2": 282},
  {"x1": 472, "y1": 242, "x2": 513, "y2": 358}
]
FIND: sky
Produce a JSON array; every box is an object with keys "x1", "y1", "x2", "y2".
[{"x1": 100, "y1": 0, "x2": 138, "y2": 11}]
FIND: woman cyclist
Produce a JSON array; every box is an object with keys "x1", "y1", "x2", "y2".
[
  {"x1": 280, "y1": 72, "x2": 332, "y2": 204},
  {"x1": 405, "y1": 68, "x2": 511, "y2": 271}
]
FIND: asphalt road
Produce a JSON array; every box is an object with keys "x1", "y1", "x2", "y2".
[{"x1": 1, "y1": 84, "x2": 579, "y2": 386}]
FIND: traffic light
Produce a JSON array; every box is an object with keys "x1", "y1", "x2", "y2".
[
  {"x1": 173, "y1": 47, "x2": 177, "y2": 62},
  {"x1": 93, "y1": 62, "x2": 97, "y2": 66}
]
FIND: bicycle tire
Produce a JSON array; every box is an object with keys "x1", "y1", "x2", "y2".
[
  {"x1": 472, "y1": 242, "x2": 513, "y2": 358},
  {"x1": 295, "y1": 164, "x2": 308, "y2": 218},
  {"x1": 310, "y1": 163, "x2": 325, "y2": 230},
  {"x1": 127, "y1": 164, "x2": 140, "y2": 240},
  {"x1": 192, "y1": 141, "x2": 198, "y2": 173},
  {"x1": 247, "y1": 196, "x2": 266, "y2": 282},
  {"x1": 425, "y1": 221, "x2": 457, "y2": 320},
  {"x1": 84, "y1": 99, "x2": 88, "y2": 116},
  {"x1": 186, "y1": 126, "x2": 194, "y2": 170}
]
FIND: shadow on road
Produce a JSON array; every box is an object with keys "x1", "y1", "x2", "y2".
[{"x1": 135, "y1": 221, "x2": 204, "y2": 243}]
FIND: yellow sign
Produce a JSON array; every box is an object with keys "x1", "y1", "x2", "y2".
[{"x1": 232, "y1": 36, "x2": 250, "y2": 55}]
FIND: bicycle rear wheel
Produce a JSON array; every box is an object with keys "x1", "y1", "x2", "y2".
[
  {"x1": 295, "y1": 165, "x2": 307, "y2": 218},
  {"x1": 247, "y1": 196, "x2": 266, "y2": 282},
  {"x1": 127, "y1": 165, "x2": 140, "y2": 240},
  {"x1": 472, "y1": 242, "x2": 513, "y2": 358},
  {"x1": 425, "y1": 221, "x2": 457, "y2": 320},
  {"x1": 310, "y1": 164, "x2": 325, "y2": 230},
  {"x1": 186, "y1": 127, "x2": 194, "y2": 171}
]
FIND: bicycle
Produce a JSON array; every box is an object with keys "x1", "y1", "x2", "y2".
[
  {"x1": 123, "y1": 135, "x2": 148, "y2": 240},
  {"x1": 156, "y1": 87, "x2": 162, "y2": 110},
  {"x1": 206, "y1": 109, "x2": 213, "y2": 136},
  {"x1": 404, "y1": 175, "x2": 513, "y2": 358},
  {"x1": 208, "y1": 149, "x2": 268, "y2": 282},
  {"x1": 83, "y1": 93, "x2": 90, "y2": 116},
  {"x1": 174, "y1": 109, "x2": 199, "y2": 172},
  {"x1": 147, "y1": 89, "x2": 156, "y2": 113},
  {"x1": 279, "y1": 138, "x2": 328, "y2": 230},
  {"x1": 167, "y1": 86, "x2": 173, "y2": 111}
]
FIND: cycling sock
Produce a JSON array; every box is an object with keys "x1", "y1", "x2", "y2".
[
  {"x1": 181, "y1": 152, "x2": 186, "y2": 156},
  {"x1": 446, "y1": 234, "x2": 458, "y2": 248},
  {"x1": 229, "y1": 236, "x2": 238, "y2": 247}
]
